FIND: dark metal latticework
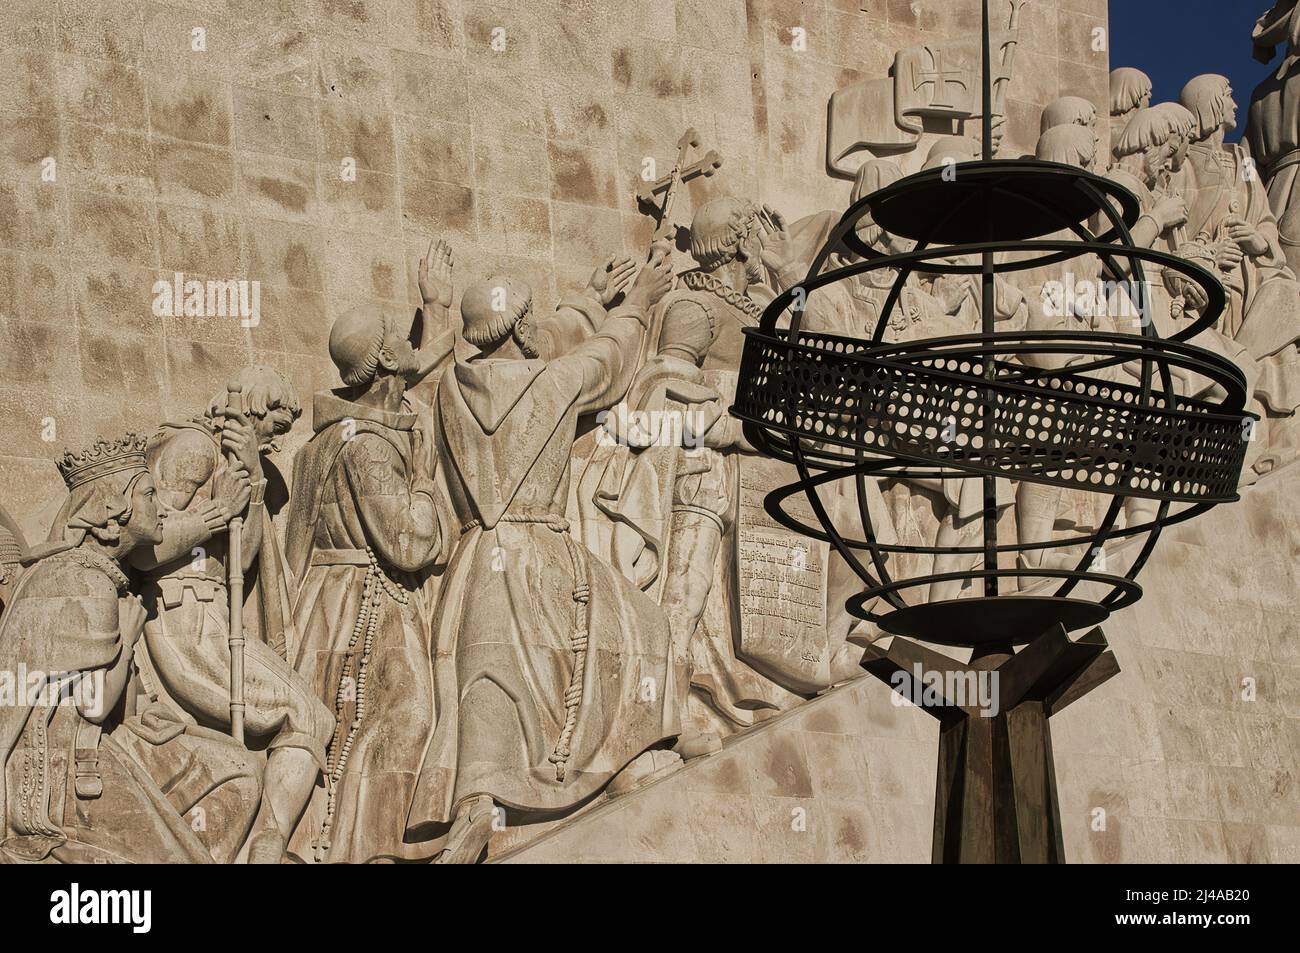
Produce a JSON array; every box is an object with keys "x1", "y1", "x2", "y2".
[{"x1": 728, "y1": 0, "x2": 1251, "y2": 861}]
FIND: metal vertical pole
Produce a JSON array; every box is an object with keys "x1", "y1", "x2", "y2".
[{"x1": 981, "y1": 0, "x2": 999, "y2": 596}]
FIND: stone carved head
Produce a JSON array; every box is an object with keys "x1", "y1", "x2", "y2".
[
  {"x1": 922, "y1": 136, "x2": 982, "y2": 170},
  {"x1": 1040, "y1": 96, "x2": 1101, "y2": 156},
  {"x1": 657, "y1": 301, "x2": 715, "y2": 366},
  {"x1": 847, "y1": 159, "x2": 911, "y2": 257},
  {"x1": 1035, "y1": 123, "x2": 1097, "y2": 171},
  {"x1": 206, "y1": 365, "x2": 301, "y2": 453},
  {"x1": 1115, "y1": 104, "x2": 1194, "y2": 184},
  {"x1": 329, "y1": 304, "x2": 430, "y2": 389},
  {"x1": 1179, "y1": 74, "x2": 1237, "y2": 140},
  {"x1": 688, "y1": 197, "x2": 764, "y2": 283},
  {"x1": 1110, "y1": 68, "x2": 1153, "y2": 117},
  {"x1": 48, "y1": 433, "x2": 163, "y2": 554},
  {"x1": 1041, "y1": 96, "x2": 1099, "y2": 135},
  {"x1": 459, "y1": 276, "x2": 539, "y2": 358}
]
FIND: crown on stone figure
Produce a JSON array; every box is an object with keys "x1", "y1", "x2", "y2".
[{"x1": 56, "y1": 432, "x2": 150, "y2": 490}]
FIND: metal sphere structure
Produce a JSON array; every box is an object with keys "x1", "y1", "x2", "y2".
[
  {"x1": 731, "y1": 158, "x2": 1252, "y2": 647},
  {"x1": 729, "y1": 0, "x2": 1254, "y2": 864}
]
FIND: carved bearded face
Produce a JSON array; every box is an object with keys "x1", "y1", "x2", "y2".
[
  {"x1": 379, "y1": 329, "x2": 425, "y2": 385},
  {"x1": 1141, "y1": 130, "x2": 1189, "y2": 185},
  {"x1": 1169, "y1": 129, "x2": 1191, "y2": 171},
  {"x1": 253, "y1": 405, "x2": 296, "y2": 453}
]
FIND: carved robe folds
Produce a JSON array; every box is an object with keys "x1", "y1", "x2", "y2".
[
  {"x1": 285, "y1": 394, "x2": 452, "y2": 863},
  {"x1": 1248, "y1": 0, "x2": 1300, "y2": 274},
  {"x1": 407, "y1": 308, "x2": 677, "y2": 833},
  {"x1": 1182, "y1": 142, "x2": 1300, "y2": 416},
  {"x1": 0, "y1": 554, "x2": 211, "y2": 863}
]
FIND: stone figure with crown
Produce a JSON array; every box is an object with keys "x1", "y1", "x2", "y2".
[{"x1": 0, "y1": 434, "x2": 214, "y2": 863}]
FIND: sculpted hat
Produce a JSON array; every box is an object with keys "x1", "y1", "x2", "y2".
[
  {"x1": 330, "y1": 305, "x2": 396, "y2": 387},
  {"x1": 56, "y1": 433, "x2": 149, "y2": 491}
]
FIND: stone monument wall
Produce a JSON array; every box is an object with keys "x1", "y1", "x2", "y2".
[
  {"x1": 501, "y1": 462, "x2": 1300, "y2": 863},
  {"x1": 0, "y1": 0, "x2": 1107, "y2": 529}
]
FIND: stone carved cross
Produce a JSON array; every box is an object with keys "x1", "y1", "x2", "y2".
[
  {"x1": 912, "y1": 49, "x2": 967, "y2": 109},
  {"x1": 636, "y1": 129, "x2": 723, "y2": 246}
]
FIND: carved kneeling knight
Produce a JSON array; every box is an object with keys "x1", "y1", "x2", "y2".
[{"x1": 127, "y1": 367, "x2": 334, "y2": 864}]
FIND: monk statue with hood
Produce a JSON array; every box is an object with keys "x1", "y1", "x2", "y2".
[
  {"x1": 284, "y1": 242, "x2": 457, "y2": 864},
  {"x1": 1, "y1": 434, "x2": 212, "y2": 863},
  {"x1": 406, "y1": 250, "x2": 680, "y2": 865}
]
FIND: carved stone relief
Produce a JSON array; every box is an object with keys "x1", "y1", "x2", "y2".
[{"x1": 0, "y1": 0, "x2": 1295, "y2": 866}]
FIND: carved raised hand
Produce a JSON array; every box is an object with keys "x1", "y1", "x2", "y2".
[
  {"x1": 587, "y1": 254, "x2": 638, "y2": 306},
  {"x1": 419, "y1": 238, "x2": 455, "y2": 311},
  {"x1": 624, "y1": 250, "x2": 674, "y2": 311}
]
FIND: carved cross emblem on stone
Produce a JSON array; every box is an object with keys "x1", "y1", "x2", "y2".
[{"x1": 911, "y1": 49, "x2": 967, "y2": 109}]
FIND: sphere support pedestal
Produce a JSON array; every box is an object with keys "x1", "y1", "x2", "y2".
[{"x1": 861, "y1": 624, "x2": 1120, "y2": 863}]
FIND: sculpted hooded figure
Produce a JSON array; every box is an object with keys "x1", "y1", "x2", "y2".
[
  {"x1": 284, "y1": 241, "x2": 457, "y2": 863},
  {"x1": 406, "y1": 252, "x2": 680, "y2": 864}
]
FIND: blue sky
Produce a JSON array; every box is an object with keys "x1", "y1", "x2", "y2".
[{"x1": 1109, "y1": 0, "x2": 1269, "y2": 141}]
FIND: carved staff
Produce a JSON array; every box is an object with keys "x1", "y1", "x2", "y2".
[{"x1": 226, "y1": 382, "x2": 246, "y2": 745}]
